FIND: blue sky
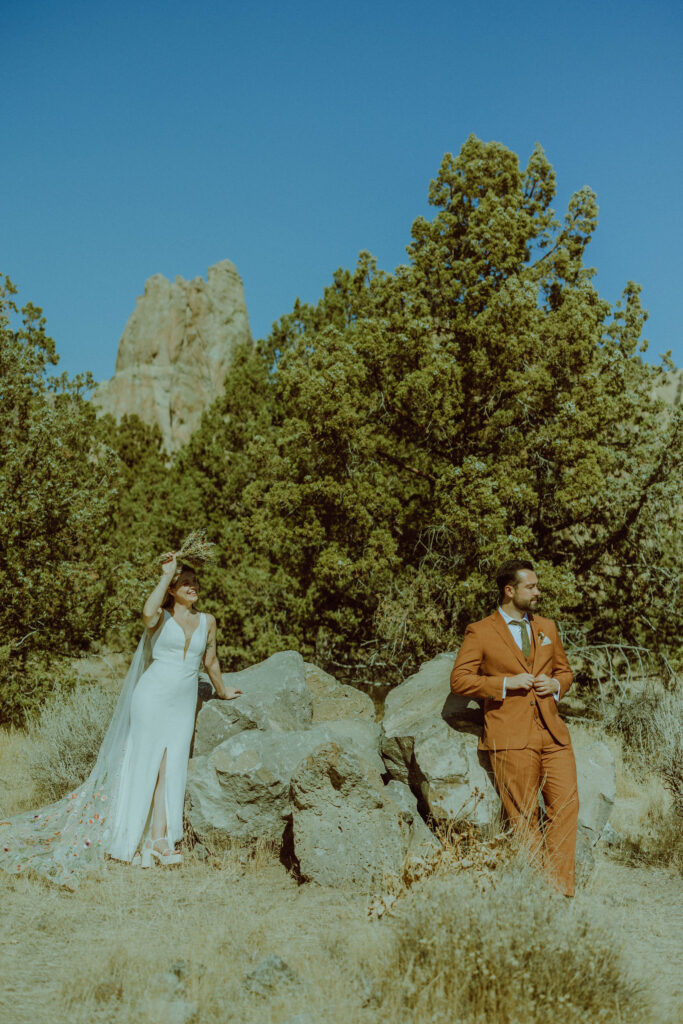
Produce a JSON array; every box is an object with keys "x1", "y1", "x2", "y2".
[{"x1": 2, "y1": 0, "x2": 681, "y2": 380}]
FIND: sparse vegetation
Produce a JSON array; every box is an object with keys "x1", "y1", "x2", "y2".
[
  {"x1": 615, "y1": 797, "x2": 683, "y2": 873},
  {"x1": 375, "y1": 868, "x2": 649, "y2": 1023},
  {"x1": 0, "y1": 842, "x2": 662, "y2": 1024},
  {"x1": 24, "y1": 682, "x2": 117, "y2": 804},
  {"x1": 607, "y1": 688, "x2": 683, "y2": 812},
  {"x1": 1, "y1": 692, "x2": 681, "y2": 1022},
  {"x1": 605, "y1": 685, "x2": 683, "y2": 876}
]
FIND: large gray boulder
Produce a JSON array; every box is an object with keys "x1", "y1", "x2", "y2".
[
  {"x1": 381, "y1": 653, "x2": 500, "y2": 826},
  {"x1": 574, "y1": 740, "x2": 617, "y2": 845},
  {"x1": 290, "y1": 742, "x2": 410, "y2": 889},
  {"x1": 381, "y1": 653, "x2": 482, "y2": 780},
  {"x1": 304, "y1": 662, "x2": 375, "y2": 723},
  {"x1": 303, "y1": 663, "x2": 339, "y2": 697},
  {"x1": 409, "y1": 718, "x2": 499, "y2": 827},
  {"x1": 186, "y1": 721, "x2": 384, "y2": 844},
  {"x1": 384, "y1": 780, "x2": 442, "y2": 861},
  {"x1": 192, "y1": 651, "x2": 313, "y2": 757}
]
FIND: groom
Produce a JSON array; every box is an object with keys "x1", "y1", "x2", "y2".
[{"x1": 450, "y1": 560, "x2": 579, "y2": 895}]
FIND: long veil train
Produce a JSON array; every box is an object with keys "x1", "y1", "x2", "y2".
[{"x1": 0, "y1": 631, "x2": 152, "y2": 889}]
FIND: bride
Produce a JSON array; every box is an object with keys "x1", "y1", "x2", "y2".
[{"x1": 0, "y1": 548, "x2": 241, "y2": 888}]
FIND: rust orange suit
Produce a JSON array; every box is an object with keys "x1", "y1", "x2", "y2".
[{"x1": 450, "y1": 611, "x2": 578, "y2": 895}]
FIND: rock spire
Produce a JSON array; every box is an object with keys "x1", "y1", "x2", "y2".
[{"x1": 92, "y1": 260, "x2": 252, "y2": 451}]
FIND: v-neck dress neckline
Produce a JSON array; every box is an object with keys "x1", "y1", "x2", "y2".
[{"x1": 168, "y1": 611, "x2": 202, "y2": 660}]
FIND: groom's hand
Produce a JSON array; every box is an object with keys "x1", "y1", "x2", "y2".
[
  {"x1": 534, "y1": 674, "x2": 560, "y2": 697},
  {"x1": 507, "y1": 672, "x2": 535, "y2": 692}
]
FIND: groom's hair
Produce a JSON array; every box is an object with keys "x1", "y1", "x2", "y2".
[{"x1": 496, "y1": 559, "x2": 534, "y2": 603}]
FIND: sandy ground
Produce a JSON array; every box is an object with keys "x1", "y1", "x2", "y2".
[
  {"x1": 586, "y1": 851, "x2": 682, "y2": 1023},
  {"x1": 1, "y1": 695, "x2": 680, "y2": 1023},
  {"x1": 0, "y1": 843, "x2": 681, "y2": 1024},
  {"x1": 0, "y1": 854, "x2": 380, "y2": 1024}
]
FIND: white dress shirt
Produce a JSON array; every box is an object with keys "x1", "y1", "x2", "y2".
[{"x1": 499, "y1": 607, "x2": 560, "y2": 701}]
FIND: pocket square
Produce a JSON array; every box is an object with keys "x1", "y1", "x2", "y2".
[{"x1": 538, "y1": 632, "x2": 552, "y2": 646}]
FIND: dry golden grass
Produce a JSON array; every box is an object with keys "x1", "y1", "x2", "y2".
[
  {"x1": 613, "y1": 796, "x2": 683, "y2": 873},
  {"x1": 1, "y1": 853, "x2": 387, "y2": 1024},
  {"x1": 2, "y1": 711, "x2": 682, "y2": 1023},
  {"x1": 373, "y1": 866, "x2": 651, "y2": 1024},
  {"x1": 1, "y1": 845, "x2": 666, "y2": 1024},
  {"x1": 367, "y1": 818, "x2": 512, "y2": 920},
  {"x1": 0, "y1": 652, "x2": 130, "y2": 814},
  {"x1": 25, "y1": 684, "x2": 117, "y2": 803},
  {"x1": 607, "y1": 687, "x2": 683, "y2": 814},
  {"x1": 571, "y1": 719, "x2": 682, "y2": 868},
  {"x1": 0, "y1": 726, "x2": 34, "y2": 815}
]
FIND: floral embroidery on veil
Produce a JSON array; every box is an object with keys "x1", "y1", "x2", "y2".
[{"x1": 0, "y1": 631, "x2": 152, "y2": 890}]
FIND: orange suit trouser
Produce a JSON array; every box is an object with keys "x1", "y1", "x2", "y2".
[{"x1": 489, "y1": 711, "x2": 579, "y2": 896}]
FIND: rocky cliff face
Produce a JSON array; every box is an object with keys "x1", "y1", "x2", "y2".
[{"x1": 92, "y1": 260, "x2": 252, "y2": 451}]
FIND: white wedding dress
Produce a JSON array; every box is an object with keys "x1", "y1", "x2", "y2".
[{"x1": 0, "y1": 609, "x2": 207, "y2": 888}]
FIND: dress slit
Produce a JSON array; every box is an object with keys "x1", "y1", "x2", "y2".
[{"x1": 152, "y1": 747, "x2": 171, "y2": 845}]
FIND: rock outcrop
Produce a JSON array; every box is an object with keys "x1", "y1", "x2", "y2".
[
  {"x1": 186, "y1": 653, "x2": 385, "y2": 846},
  {"x1": 380, "y1": 652, "x2": 617, "y2": 851},
  {"x1": 192, "y1": 652, "x2": 313, "y2": 757},
  {"x1": 381, "y1": 653, "x2": 500, "y2": 827},
  {"x1": 92, "y1": 260, "x2": 251, "y2": 451},
  {"x1": 290, "y1": 742, "x2": 412, "y2": 890},
  {"x1": 186, "y1": 720, "x2": 384, "y2": 844},
  {"x1": 184, "y1": 648, "x2": 617, "y2": 889}
]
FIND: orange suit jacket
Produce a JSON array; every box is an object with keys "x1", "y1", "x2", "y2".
[{"x1": 449, "y1": 611, "x2": 573, "y2": 751}]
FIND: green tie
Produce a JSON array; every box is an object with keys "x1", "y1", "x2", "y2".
[{"x1": 509, "y1": 619, "x2": 531, "y2": 658}]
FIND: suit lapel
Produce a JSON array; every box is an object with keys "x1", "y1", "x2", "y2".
[{"x1": 491, "y1": 611, "x2": 529, "y2": 671}]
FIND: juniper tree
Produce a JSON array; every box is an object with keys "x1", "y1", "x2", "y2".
[
  {"x1": 177, "y1": 137, "x2": 680, "y2": 686},
  {"x1": 0, "y1": 275, "x2": 121, "y2": 722}
]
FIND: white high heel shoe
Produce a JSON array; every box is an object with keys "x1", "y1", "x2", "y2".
[{"x1": 140, "y1": 839, "x2": 183, "y2": 868}]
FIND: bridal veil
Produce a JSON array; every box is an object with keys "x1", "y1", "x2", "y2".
[{"x1": 0, "y1": 631, "x2": 152, "y2": 889}]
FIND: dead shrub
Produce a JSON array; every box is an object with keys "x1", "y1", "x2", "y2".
[
  {"x1": 563, "y1": 636, "x2": 678, "y2": 716},
  {"x1": 614, "y1": 798, "x2": 683, "y2": 874},
  {"x1": 607, "y1": 687, "x2": 683, "y2": 816},
  {"x1": 26, "y1": 683, "x2": 117, "y2": 803},
  {"x1": 374, "y1": 867, "x2": 649, "y2": 1024}
]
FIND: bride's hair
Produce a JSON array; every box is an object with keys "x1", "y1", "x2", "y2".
[{"x1": 162, "y1": 564, "x2": 199, "y2": 611}]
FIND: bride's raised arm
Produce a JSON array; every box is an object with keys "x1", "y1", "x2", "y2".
[{"x1": 142, "y1": 552, "x2": 177, "y2": 628}]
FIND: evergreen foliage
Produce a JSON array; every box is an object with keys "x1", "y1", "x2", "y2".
[
  {"x1": 2, "y1": 136, "x2": 680, "y2": 712},
  {"x1": 155, "y1": 136, "x2": 681, "y2": 686},
  {"x1": 0, "y1": 276, "x2": 120, "y2": 722}
]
